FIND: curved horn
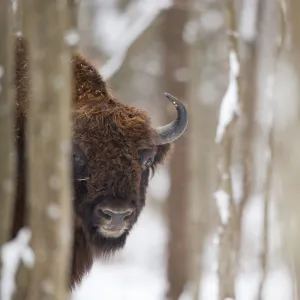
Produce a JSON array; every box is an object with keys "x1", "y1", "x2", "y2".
[{"x1": 154, "y1": 93, "x2": 188, "y2": 145}]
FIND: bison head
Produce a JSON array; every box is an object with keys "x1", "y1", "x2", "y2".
[{"x1": 72, "y1": 88, "x2": 187, "y2": 255}]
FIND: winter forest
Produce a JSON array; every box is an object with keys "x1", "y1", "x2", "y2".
[{"x1": 1, "y1": 0, "x2": 300, "y2": 299}]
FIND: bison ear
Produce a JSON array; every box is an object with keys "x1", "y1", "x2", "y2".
[{"x1": 73, "y1": 143, "x2": 89, "y2": 181}]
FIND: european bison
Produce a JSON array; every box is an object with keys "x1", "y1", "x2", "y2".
[{"x1": 12, "y1": 37, "x2": 188, "y2": 288}]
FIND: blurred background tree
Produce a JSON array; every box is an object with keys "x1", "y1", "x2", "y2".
[
  {"x1": 162, "y1": 1, "x2": 189, "y2": 299},
  {"x1": 0, "y1": 0, "x2": 16, "y2": 287}
]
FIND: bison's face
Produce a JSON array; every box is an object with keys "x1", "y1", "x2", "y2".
[{"x1": 72, "y1": 93, "x2": 187, "y2": 254}]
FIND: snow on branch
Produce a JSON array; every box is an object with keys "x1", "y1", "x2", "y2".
[
  {"x1": 214, "y1": 189, "x2": 230, "y2": 225},
  {"x1": 1, "y1": 228, "x2": 34, "y2": 300},
  {"x1": 98, "y1": 0, "x2": 172, "y2": 80},
  {"x1": 215, "y1": 50, "x2": 240, "y2": 144},
  {"x1": 216, "y1": 51, "x2": 240, "y2": 143}
]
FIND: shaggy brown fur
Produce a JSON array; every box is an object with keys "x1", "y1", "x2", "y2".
[{"x1": 12, "y1": 37, "x2": 172, "y2": 289}]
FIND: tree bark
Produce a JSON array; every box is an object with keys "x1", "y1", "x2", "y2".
[
  {"x1": 276, "y1": 0, "x2": 300, "y2": 296},
  {"x1": 187, "y1": 1, "x2": 222, "y2": 299},
  {"x1": 216, "y1": 2, "x2": 240, "y2": 299},
  {"x1": 0, "y1": 0, "x2": 17, "y2": 281},
  {"x1": 162, "y1": 1, "x2": 190, "y2": 299},
  {"x1": 22, "y1": 0, "x2": 73, "y2": 299}
]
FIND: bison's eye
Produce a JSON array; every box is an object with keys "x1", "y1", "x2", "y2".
[
  {"x1": 144, "y1": 158, "x2": 153, "y2": 167},
  {"x1": 73, "y1": 143, "x2": 89, "y2": 181},
  {"x1": 139, "y1": 148, "x2": 156, "y2": 169}
]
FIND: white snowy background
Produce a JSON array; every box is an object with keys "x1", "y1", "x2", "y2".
[{"x1": 72, "y1": 179, "x2": 292, "y2": 300}]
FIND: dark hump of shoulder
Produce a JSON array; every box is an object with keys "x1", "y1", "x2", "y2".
[
  {"x1": 14, "y1": 37, "x2": 120, "y2": 113},
  {"x1": 71, "y1": 53, "x2": 118, "y2": 108}
]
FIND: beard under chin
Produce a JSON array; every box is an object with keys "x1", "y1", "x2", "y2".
[{"x1": 87, "y1": 226, "x2": 129, "y2": 257}]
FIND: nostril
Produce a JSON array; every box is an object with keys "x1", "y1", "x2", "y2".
[
  {"x1": 97, "y1": 208, "x2": 112, "y2": 221},
  {"x1": 123, "y1": 209, "x2": 133, "y2": 219},
  {"x1": 101, "y1": 209, "x2": 115, "y2": 218}
]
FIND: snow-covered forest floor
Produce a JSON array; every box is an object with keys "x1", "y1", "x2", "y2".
[{"x1": 72, "y1": 173, "x2": 292, "y2": 300}]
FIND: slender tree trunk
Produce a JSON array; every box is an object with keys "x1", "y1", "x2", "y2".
[
  {"x1": 21, "y1": 0, "x2": 73, "y2": 299},
  {"x1": 252, "y1": 1, "x2": 279, "y2": 298},
  {"x1": 187, "y1": 1, "x2": 221, "y2": 299},
  {"x1": 216, "y1": 1, "x2": 278, "y2": 299},
  {"x1": 162, "y1": 1, "x2": 190, "y2": 299},
  {"x1": 276, "y1": 0, "x2": 300, "y2": 297},
  {"x1": 216, "y1": 2, "x2": 241, "y2": 299},
  {"x1": 187, "y1": 39, "x2": 205, "y2": 300},
  {"x1": 235, "y1": 0, "x2": 259, "y2": 252},
  {"x1": 0, "y1": 0, "x2": 17, "y2": 287}
]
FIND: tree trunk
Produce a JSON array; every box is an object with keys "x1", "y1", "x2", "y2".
[
  {"x1": 0, "y1": 0, "x2": 17, "y2": 286},
  {"x1": 187, "y1": 1, "x2": 222, "y2": 299},
  {"x1": 162, "y1": 1, "x2": 190, "y2": 299},
  {"x1": 22, "y1": 0, "x2": 73, "y2": 299},
  {"x1": 251, "y1": 1, "x2": 279, "y2": 298},
  {"x1": 216, "y1": 2, "x2": 240, "y2": 299},
  {"x1": 276, "y1": 0, "x2": 300, "y2": 296}
]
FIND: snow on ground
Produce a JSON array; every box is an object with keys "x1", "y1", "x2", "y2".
[
  {"x1": 72, "y1": 173, "x2": 292, "y2": 300},
  {"x1": 200, "y1": 268, "x2": 292, "y2": 300},
  {"x1": 72, "y1": 204, "x2": 168, "y2": 300}
]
